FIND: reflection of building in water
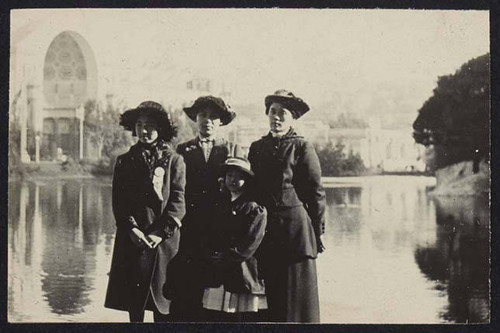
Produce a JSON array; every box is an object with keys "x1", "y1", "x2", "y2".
[
  {"x1": 414, "y1": 195, "x2": 490, "y2": 323},
  {"x1": 8, "y1": 182, "x2": 47, "y2": 321},
  {"x1": 325, "y1": 178, "x2": 437, "y2": 251},
  {"x1": 8, "y1": 180, "x2": 117, "y2": 320}
]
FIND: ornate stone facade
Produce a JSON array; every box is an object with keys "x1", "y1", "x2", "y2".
[{"x1": 10, "y1": 22, "x2": 97, "y2": 162}]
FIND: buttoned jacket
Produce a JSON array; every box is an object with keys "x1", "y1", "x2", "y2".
[
  {"x1": 199, "y1": 192, "x2": 267, "y2": 294},
  {"x1": 248, "y1": 129, "x2": 326, "y2": 260}
]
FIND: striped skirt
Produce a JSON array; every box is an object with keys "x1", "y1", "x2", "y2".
[{"x1": 202, "y1": 285, "x2": 267, "y2": 313}]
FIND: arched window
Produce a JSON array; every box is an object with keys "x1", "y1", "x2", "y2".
[{"x1": 43, "y1": 32, "x2": 88, "y2": 108}]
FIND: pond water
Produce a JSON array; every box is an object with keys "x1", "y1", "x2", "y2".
[{"x1": 8, "y1": 176, "x2": 489, "y2": 323}]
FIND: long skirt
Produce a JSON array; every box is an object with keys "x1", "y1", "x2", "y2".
[{"x1": 264, "y1": 258, "x2": 320, "y2": 322}]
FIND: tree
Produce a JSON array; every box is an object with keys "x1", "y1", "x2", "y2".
[
  {"x1": 316, "y1": 142, "x2": 366, "y2": 176},
  {"x1": 84, "y1": 100, "x2": 134, "y2": 164},
  {"x1": 413, "y1": 53, "x2": 489, "y2": 169}
]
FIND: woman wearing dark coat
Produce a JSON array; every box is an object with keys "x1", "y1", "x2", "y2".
[
  {"x1": 248, "y1": 90, "x2": 326, "y2": 323},
  {"x1": 104, "y1": 101, "x2": 186, "y2": 322},
  {"x1": 168, "y1": 96, "x2": 243, "y2": 321}
]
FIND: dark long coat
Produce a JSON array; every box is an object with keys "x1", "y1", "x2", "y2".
[
  {"x1": 104, "y1": 142, "x2": 186, "y2": 314},
  {"x1": 198, "y1": 191, "x2": 267, "y2": 295},
  {"x1": 175, "y1": 137, "x2": 243, "y2": 256}
]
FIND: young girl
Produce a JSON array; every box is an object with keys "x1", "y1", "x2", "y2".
[
  {"x1": 198, "y1": 157, "x2": 268, "y2": 322},
  {"x1": 104, "y1": 101, "x2": 186, "y2": 322}
]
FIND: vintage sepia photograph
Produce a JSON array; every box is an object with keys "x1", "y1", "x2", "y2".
[{"x1": 7, "y1": 8, "x2": 490, "y2": 324}]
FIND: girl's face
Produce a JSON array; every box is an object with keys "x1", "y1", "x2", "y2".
[
  {"x1": 225, "y1": 169, "x2": 246, "y2": 194},
  {"x1": 135, "y1": 114, "x2": 159, "y2": 144},
  {"x1": 196, "y1": 108, "x2": 221, "y2": 138},
  {"x1": 268, "y1": 102, "x2": 294, "y2": 134}
]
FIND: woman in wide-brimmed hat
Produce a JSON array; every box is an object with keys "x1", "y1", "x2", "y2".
[
  {"x1": 105, "y1": 101, "x2": 186, "y2": 322},
  {"x1": 248, "y1": 90, "x2": 326, "y2": 322}
]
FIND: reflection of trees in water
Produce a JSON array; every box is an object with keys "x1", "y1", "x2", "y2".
[
  {"x1": 325, "y1": 187, "x2": 363, "y2": 244},
  {"x1": 414, "y1": 195, "x2": 489, "y2": 323},
  {"x1": 325, "y1": 187, "x2": 361, "y2": 206}
]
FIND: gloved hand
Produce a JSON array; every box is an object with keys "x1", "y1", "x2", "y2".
[{"x1": 129, "y1": 227, "x2": 153, "y2": 249}]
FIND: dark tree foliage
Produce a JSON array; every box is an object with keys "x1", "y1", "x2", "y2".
[
  {"x1": 413, "y1": 53, "x2": 489, "y2": 168},
  {"x1": 316, "y1": 142, "x2": 366, "y2": 177}
]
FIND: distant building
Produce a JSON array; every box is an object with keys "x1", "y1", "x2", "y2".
[
  {"x1": 295, "y1": 120, "x2": 329, "y2": 145},
  {"x1": 11, "y1": 21, "x2": 98, "y2": 162},
  {"x1": 227, "y1": 114, "x2": 426, "y2": 172}
]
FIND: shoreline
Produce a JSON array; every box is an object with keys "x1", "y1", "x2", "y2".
[{"x1": 10, "y1": 173, "x2": 434, "y2": 183}]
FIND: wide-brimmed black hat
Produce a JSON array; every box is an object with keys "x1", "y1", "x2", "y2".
[
  {"x1": 221, "y1": 157, "x2": 254, "y2": 178},
  {"x1": 265, "y1": 89, "x2": 310, "y2": 119},
  {"x1": 120, "y1": 101, "x2": 177, "y2": 141},
  {"x1": 183, "y1": 96, "x2": 236, "y2": 126}
]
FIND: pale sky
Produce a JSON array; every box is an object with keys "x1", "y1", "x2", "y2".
[{"x1": 11, "y1": 9, "x2": 489, "y2": 113}]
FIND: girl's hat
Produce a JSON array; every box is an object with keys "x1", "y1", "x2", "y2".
[
  {"x1": 265, "y1": 89, "x2": 310, "y2": 119},
  {"x1": 120, "y1": 101, "x2": 177, "y2": 141},
  {"x1": 221, "y1": 157, "x2": 254, "y2": 178},
  {"x1": 183, "y1": 95, "x2": 236, "y2": 125}
]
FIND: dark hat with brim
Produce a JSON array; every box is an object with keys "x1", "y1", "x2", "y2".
[
  {"x1": 221, "y1": 157, "x2": 254, "y2": 178},
  {"x1": 120, "y1": 101, "x2": 177, "y2": 141},
  {"x1": 265, "y1": 89, "x2": 310, "y2": 119},
  {"x1": 183, "y1": 96, "x2": 236, "y2": 126}
]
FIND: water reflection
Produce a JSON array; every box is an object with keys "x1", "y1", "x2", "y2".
[
  {"x1": 8, "y1": 179, "x2": 124, "y2": 322},
  {"x1": 414, "y1": 195, "x2": 490, "y2": 323},
  {"x1": 317, "y1": 177, "x2": 489, "y2": 323},
  {"x1": 8, "y1": 176, "x2": 489, "y2": 323}
]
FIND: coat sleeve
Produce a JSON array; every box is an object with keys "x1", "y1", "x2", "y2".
[
  {"x1": 112, "y1": 155, "x2": 140, "y2": 231},
  {"x1": 247, "y1": 142, "x2": 258, "y2": 175},
  {"x1": 158, "y1": 153, "x2": 186, "y2": 235},
  {"x1": 224, "y1": 204, "x2": 267, "y2": 263},
  {"x1": 295, "y1": 141, "x2": 326, "y2": 236}
]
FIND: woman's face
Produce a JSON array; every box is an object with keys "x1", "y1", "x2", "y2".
[
  {"x1": 135, "y1": 114, "x2": 159, "y2": 144},
  {"x1": 268, "y1": 102, "x2": 294, "y2": 134},
  {"x1": 225, "y1": 169, "x2": 246, "y2": 194},
  {"x1": 196, "y1": 108, "x2": 221, "y2": 138}
]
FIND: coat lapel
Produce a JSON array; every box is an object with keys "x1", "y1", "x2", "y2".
[
  {"x1": 185, "y1": 137, "x2": 206, "y2": 166},
  {"x1": 207, "y1": 137, "x2": 227, "y2": 166}
]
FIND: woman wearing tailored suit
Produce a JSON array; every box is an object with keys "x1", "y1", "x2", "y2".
[
  {"x1": 168, "y1": 96, "x2": 244, "y2": 321},
  {"x1": 248, "y1": 90, "x2": 326, "y2": 322},
  {"x1": 104, "y1": 101, "x2": 186, "y2": 322}
]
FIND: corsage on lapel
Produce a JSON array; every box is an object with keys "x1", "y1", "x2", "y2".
[{"x1": 184, "y1": 144, "x2": 198, "y2": 152}]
